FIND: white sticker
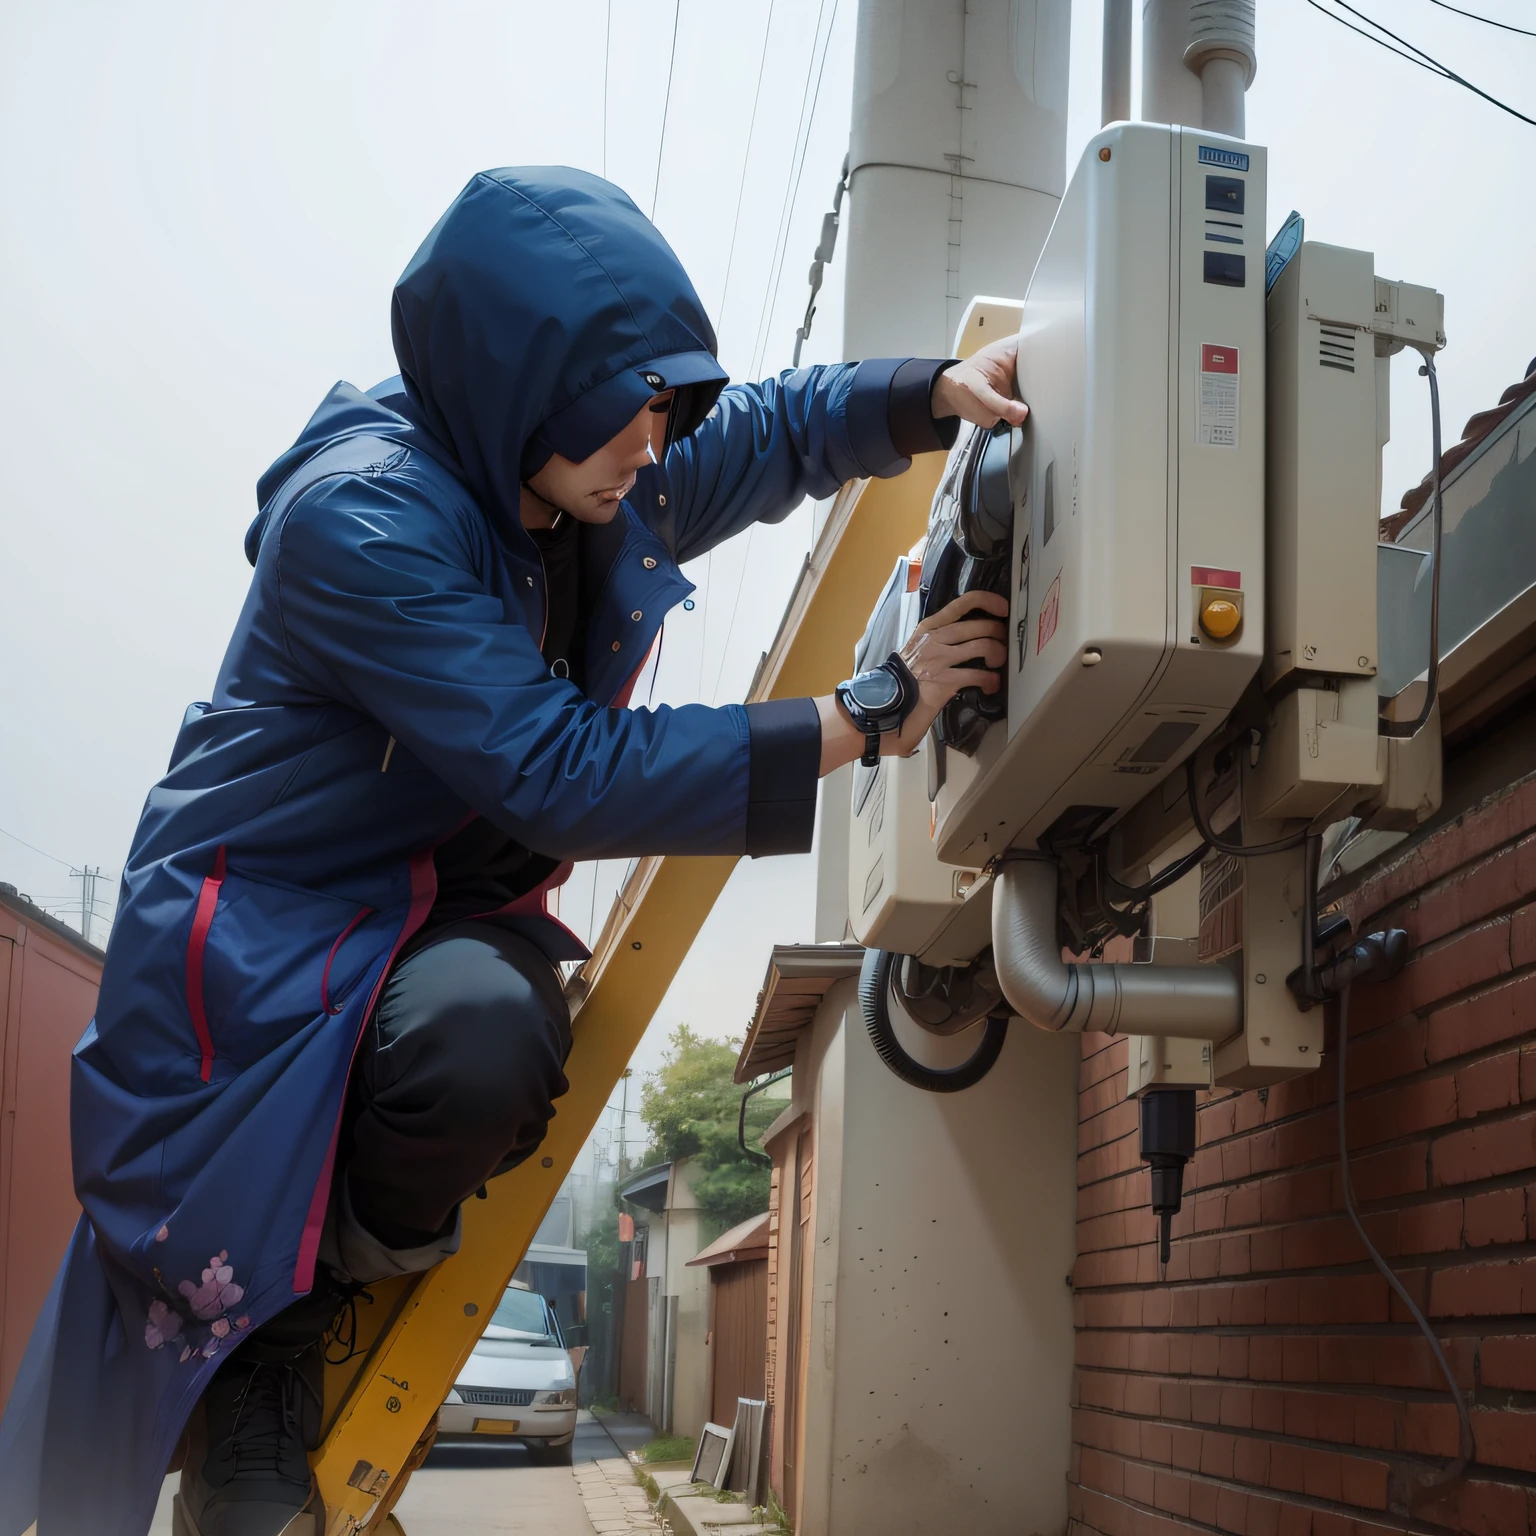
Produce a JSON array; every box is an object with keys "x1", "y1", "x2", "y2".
[{"x1": 1197, "y1": 343, "x2": 1239, "y2": 448}]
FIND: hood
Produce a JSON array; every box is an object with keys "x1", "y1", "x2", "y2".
[
  {"x1": 392, "y1": 166, "x2": 725, "y2": 520},
  {"x1": 247, "y1": 168, "x2": 727, "y2": 562}
]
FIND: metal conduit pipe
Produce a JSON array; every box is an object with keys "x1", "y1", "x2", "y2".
[
  {"x1": 1102, "y1": 0, "x2": 1133, "y2": 126},
  {"x1": 991, "y1": 858, "x2": 1243, "y2": 1040}
]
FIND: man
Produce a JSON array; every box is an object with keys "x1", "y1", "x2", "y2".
[{"x1": 0, "y1": 167, "x2": 1019, "y2": 1536}]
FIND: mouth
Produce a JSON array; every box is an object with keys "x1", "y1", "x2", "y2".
[{"x1": 596, "y1": 478, "x2": 636, "y2": 504}]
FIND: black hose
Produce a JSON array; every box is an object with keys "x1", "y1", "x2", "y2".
[
  {"x1": 1337, "y1": 984, "x2": 1474, "y2": 1488},
  {"x1": 1186, "y1": 756, "x2": 1309, "y2": 857},
  {"x1": 859, "y1": 948, "x2": 1010, "y2": 1093}
]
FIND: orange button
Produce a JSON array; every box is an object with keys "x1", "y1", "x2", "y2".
[{"x1": 1200, "y1": 597, "x2": 1241, "y2": 639}]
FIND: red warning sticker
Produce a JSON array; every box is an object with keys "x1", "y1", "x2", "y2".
[
  {"x1": 1036, "y1": 571, "x2": 1062, "y2": 655},
  {"x1": 1197, "y1": 343, "x2": 1239, "y2": 448}
]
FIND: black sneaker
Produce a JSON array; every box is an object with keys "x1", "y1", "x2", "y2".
[{"x1": 174, "y1": 1349, "x2": 323, "y2": 1536}]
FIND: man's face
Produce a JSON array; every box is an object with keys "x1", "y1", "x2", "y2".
[{"x1": 525, "y1": 391, "x2": 673, "y2": 523}]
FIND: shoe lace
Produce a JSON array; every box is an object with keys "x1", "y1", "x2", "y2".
[{"x1": 228, "y1": 1358, "x2": 321, "y2": 1482}]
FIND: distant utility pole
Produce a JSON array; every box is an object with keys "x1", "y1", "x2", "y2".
[
  {"x1": 618, "y1": 1067, "x2": 633, "y2": 1178},
  {"x1": 72, "y1": 864, "x2": 101, "y2": 946}
]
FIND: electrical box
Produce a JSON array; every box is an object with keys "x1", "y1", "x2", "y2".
[
  {"x1": 933, "y1": 123, "x2": 1269, "y2": 868},
  {"x1": 1263, "y1": 241, "x2": 1382, "y2": 690}
]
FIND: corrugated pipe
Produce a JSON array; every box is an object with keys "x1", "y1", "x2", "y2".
[{"x1": 990, "y1": 858, "x2": 1242, "y2": 1040}]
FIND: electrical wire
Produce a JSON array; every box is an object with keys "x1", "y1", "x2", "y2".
[
  {"x1": 716, "y1": 0, "x2": 778, "y2": 325},
  {"x1": 1429, "y1": 0, "x2": 1536, "y2": 40},
  {"x1": 746, "y1": 0, "x2": 838, "y2": 379},
  {"x1": 1381, "y1": 353, "x2": 1445, "y2": 739},
  {"x1": 601, "y1": 0, "x2": 612, "y2": 179},
  {"x1": 1303, "y1": 0, "x2": 1536, "y2": 127},
  {"x1": 1336, "y1": 984, "x2": 1476, "y2": 1486},
  {"x1": 0, "y1": 824, "x2": 77, "y2": 868},
  {"x1": 650, "y1": 0, "x2": 682, "y2": 220},
  {"x1": 1103, "y1": 839, "x2": 1212, "y2": 905},
  {"x1": 1185, "y1": 757, "x2": 1311, "y2": 857}
]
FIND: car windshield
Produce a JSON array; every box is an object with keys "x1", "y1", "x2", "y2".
[{"x1": 487, "y1": 1287, "x2": 560, "y2": 1344}]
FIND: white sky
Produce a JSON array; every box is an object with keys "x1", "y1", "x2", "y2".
[{"x1": 2, "y1": 1, "x2": 1533, "y2": 1161}]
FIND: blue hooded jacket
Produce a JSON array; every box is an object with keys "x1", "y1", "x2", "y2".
[{"x1": 0, "y1": 167, "x2": 953, "y2": 1536}]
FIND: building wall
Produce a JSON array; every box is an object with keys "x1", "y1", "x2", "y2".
[
  {"x1": 0, "y1": 895, "x2": 101, "y2": 1410},
  {"x1": 1069, "y1": 763, "x2": 1536, "y2": 1536},
  {"x1": 663, "y1": 1161, "x2": 710, "y2": 1439},
  {"x1": 767, "y1": 975, "x2": 1081, "y2": 1535}
]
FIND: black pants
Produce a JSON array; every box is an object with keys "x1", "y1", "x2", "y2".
[{"x1": 339, "y1": 919, "x2": 573, "y2": 1251}]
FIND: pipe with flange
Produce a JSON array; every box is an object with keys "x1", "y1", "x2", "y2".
[{"x1": 991, "y1": 857, "x2": 1242, "y2": 1040}]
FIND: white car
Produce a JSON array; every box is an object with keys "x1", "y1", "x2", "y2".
[{"x1": 437, "y1": 1282, "x2": 579, "y2": 1463}]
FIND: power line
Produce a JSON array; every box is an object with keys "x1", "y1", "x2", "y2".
[
  {"x1": 650, "y1": 0, "x2": 682, "y2": 220},
  {"x1": 747, "y1": 0, "x2": 838, "y2": 380},
  {"x1": 602, "y1": 0, "x2": 612, "y2": 178},
  {"x1": 0, "y1": 824, "x2": 76, "y2": 869},
  {"x1": 1428, "y1": 0, "x2": 1536, "y2": 38},
  {"x1": 752, "y1": 0, "x2": 843, "y2": 378},
  {"x1": 716, "y1": 0, "x2": 779, "y2": 326},
  {"x1": 1304, "y1": 0, "x2": 1536, "y2": 126}
]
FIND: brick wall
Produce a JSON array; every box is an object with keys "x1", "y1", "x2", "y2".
[{"x1": 1068, "y1": 771, "x2": 1536, "y2": 1536}]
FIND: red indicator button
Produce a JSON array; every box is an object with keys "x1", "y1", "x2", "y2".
[{"x1": 1192, "y1": 565, "x2": 1241, "y2": 587}]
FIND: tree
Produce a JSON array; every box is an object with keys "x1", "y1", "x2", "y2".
[{"x1": 638, "y1": 1026, "x2": 779, "y2": 1241}]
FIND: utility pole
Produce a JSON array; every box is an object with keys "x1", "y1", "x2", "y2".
[
  {"x1": 72, "y1": 864, "x2": 100, "y2": 946},
  {"x1": 618, "y1": 1067, "x2": 633, "y2": 1177}
]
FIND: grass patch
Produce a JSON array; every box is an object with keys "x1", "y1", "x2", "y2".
[{"x1": 636, "y1": 1434, "x2": 696, "y2": 1464}]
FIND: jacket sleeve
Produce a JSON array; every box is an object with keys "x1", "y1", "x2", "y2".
[
  {"x1": 272, "y1": 474, "x2": 820, "y2": 859},
  {"x1": 655, "y1": 358, "x2": 961, "y2": 565}
]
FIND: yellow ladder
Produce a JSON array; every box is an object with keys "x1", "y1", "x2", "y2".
[{"x1": 310, "y1": 458, "x2": 942, "y2": 1533}]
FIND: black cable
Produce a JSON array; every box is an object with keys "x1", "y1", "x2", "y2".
[
  {"x1": 1304, "y1": 0, "x2": 1536, "y2": 127},
  {"x1": 1381, "y1": 354, "x2": 1445, "y2": 739},
  {"x1": 1429, "y1": 0, "x2": 1536, "y2": 38},
  {"x1": 859, "y1": 948, "x2": 1009, "y2": 1094},
  {"x1": 1103, "y1": 840, "x2": 1211, "y2": 905},
  {"x1": 1336, "y1": 985, "x2": 1475, "y2": 1485},
  {"x1": 1185, "y1": 758, "x2": 1310, "y2": 858}
]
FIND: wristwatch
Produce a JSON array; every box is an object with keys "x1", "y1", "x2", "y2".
[{"x1": 835, "y1": 653, "x2": 920, "y2": 766}]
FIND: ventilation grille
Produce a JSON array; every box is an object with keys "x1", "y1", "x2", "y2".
[
  {"x1": 1319, "y1": 325, "x2": 1357, "y2": 374},
  {"x1": 456, "y1": 1387, "x2": 535, "y2": 1407}
]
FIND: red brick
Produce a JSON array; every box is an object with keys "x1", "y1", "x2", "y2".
[
  {"x1": 1396, "y1": 1197, "x2": 1464, "y2": 1254},
  {"x1": 1215, "y1": 1486, "x2": 1246, "y2": 1534},
  {"x1": 1169, "y1": 1427, "x2": 1201, "y2": 1472},
  {"x1": 1433, "y1": 1109, "x2": 1536, "y2": 1186},
  {"x1": 1431, "y1": 1257, "x2": 1536, "y2": 1317},
  {"x1": 1457, "y1": 1050, "x2": 1523, "y2": 1118},
  {"x1": 1405, "y1": 1399, "x2": 1461, "y2": 1456},
  {"x1": 1464, "y1": 1187, "x2": 1528, "y2": 1246},
  {"x1": 1246, "y1": 1494, "x2": 1282, "y2": 1536},
  {"x1": 1475, "y1": 1409, "x2": 1536, "y2": 1473},
  {"x1": 1232, "y1": 1435, "x2": 1270, "y2": 1485},
  {"x1": 1338, "y1": 1453, "x2": 1388, "y2": 1509},
  {"x1": 1267, "y1": 1441, "x2": 1306, "y2": 1494},
  {"x1": 1253, "y1": 1388, "x2": 1285, "y2": 1432},
  {"x1": 1189, "y1": 1479, "x2": 1220, "y2": 1530},
  {"x1": 1515, "y1": 903, "x2": 1536, "y2": 969},
  {"x1": 1124, "y1": 1458, "x2": 1156, "y2": 1506},
  {"x1": 1340, "y1": 1141, "x2": 1428, "y2": 1204},
  {"x1": 1451, "y1": 1475, "x2": 1535, "y2": 1536},
  {"x1": 1427, "y1": 969, "x2": 1536, "y2": 1064},
  {"x1": 1345, "y1": 1015, "x2": 1427, "y2": 1089},
  {"x1": 1298, "y1": 1273, "x2": 1389, "y2": 1325},
  {"x1": 1480, "y1": 1333, "x2": 1536, "y2": 1389},
  {"x1": 1220, "y1": 1386, "x2": 1253, "y2": 1428},
  {"x1": 1350, "y1": 1074, "x2": 1459, "y2": 1147}
]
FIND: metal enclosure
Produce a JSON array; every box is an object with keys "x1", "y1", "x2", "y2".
[{"x1": 935, "y1": 123, "x2": 1268, "y2": 868}]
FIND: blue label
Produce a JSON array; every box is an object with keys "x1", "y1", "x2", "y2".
[{"x1": 1199, "y1": 145, "x2": 1250, "y2": 172}]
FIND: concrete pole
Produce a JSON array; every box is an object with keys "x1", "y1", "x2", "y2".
[
  {"x1": 1141, "y1": 0, "x2": 1256, "y2": 136},
  {"x1": 815, "y1": 0, "x2": 1071, "y2": 944},
  {"x1": 839, "y1": 0, "x2": 1072, "y2": 361},
  {"x1": 1102, "y1": 0, "x2": 1133, "y2": 126}
]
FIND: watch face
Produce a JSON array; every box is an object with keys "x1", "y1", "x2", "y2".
[{"x1": 846, "y1": 669, "x2": 902, "y2": 713}]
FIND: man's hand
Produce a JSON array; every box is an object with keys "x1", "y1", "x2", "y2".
[
  {"x1": 932, "y1": 335, "x2": 1029, "y2": 429},
  {"x1": 815, "y1": 590, "x2": 1009, "y2": 774}
]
